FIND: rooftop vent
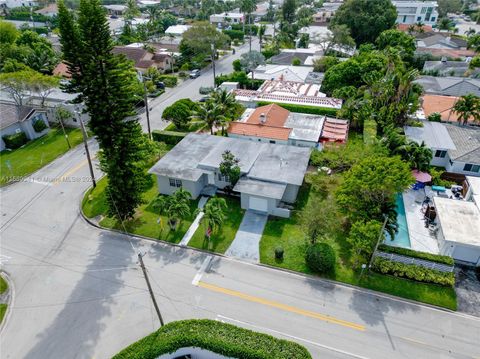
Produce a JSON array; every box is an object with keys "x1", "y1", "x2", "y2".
[{"x1": 259, "y1": 112, "x2": 266, "y2": 124}]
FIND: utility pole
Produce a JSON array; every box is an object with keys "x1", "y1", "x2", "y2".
[
  {"x1": 211, "y1": 43, "x2": 216, "y2": 88},
  {"x1": 367, "y1": 215, "x2": 389, "y2": 273},
  {"x1": 76, "y1": 110, "x2": 97, "y2": 188},
  {"x1": 138, "y1": 71, "x2": 152, "y2": 140},
  {"x1": 56, "y1": 107, "x2": 71, "y2": 149},
  {"x1": 138, "y1": 253, "x2": 164, "y2": 326}
]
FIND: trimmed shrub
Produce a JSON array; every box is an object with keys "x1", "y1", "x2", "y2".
[
  {"x1": 157, "y1": 75, "x2": 177, "y2": 87},
  {"x1": 256, "y1": 101, "x2": 338, "y2": 117},
  {"x1": 292, "y1": 57, "x2": 302, "y2": 66},
  {"x1": 427, "y1": 112, "x2": 441, "y2": 122},
  {"x1": 371, "y1": 257, "x2": 455, "y2": 287},
  {"x1": 363, "y1": 119, "x2": 377, "y2": 144},
  {"x1": 32, "y1": 119, "x2": 48, "y2": 133},
  {"x1": 305, "y1": 242, "x2": 336, "y2": 273},
  {"x1": 2, "y1": 132, "x2": 28, "y2": 149},
  {"x1": 223, "y1": 29, "x2": 244, "y2": 41},
  {"x1": 377, "y1": 244, "x2": 454, "y2": 265},
  {"x1": 152, "y1": 130, "x2": 186, "y2": 145},
  {"x1": 113, "y1": 319, "x2": 312, "y2": 359}
]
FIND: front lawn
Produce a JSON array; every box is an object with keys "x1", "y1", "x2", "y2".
[
  {"x1": 0, "y1": 276, "x2": 7, "y2": 295},
  {"x1": 82, "y1": 175, "x2": 199, "y2": 244},
  {"x1": 0, "y1": 304, "x2": 7, "y2": 324},
  {"x1": 188, "y1": 195, "x2": 245, "y2": 254},
  {"x1": 0, "y1": 128, "x2": 83, "y2": 186}
]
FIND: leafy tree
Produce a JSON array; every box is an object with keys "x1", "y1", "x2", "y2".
[
  {"x1": 152, "y1": 188, "x2": 192, "y2": 230},
  {"x1": 312, "y1": 56, "x2": 339, "y2": 72},
  {"x1": 305, "y1": 242, "x2": 336, "y2": 273},
  {"x1": 297, "y1": 33, "x2": 309, "y2": 48},
  {"x1": 239, "y1": 50, "x2": 266, "y2": 79},
  {"x1": 301, "y1": 196, "x2": 339, "y2": 244},
  {"x1": 335, "y1": 155, "x2": 414, "y2": 224},
  {"x1": 211, "y1": 89, "x2": 239, "y2": 133},
  {"x1": 437, "y1": 0, "x2": 462, "y2": 17},
  {"x1": 437, "y1": 17, "x2": 454, "y2": 32},
  {"x1": 200, "y1": 197, "x2": 227, "y2": 248},
  {"x1": 124, "y1": 0, "x2": 140, "y2": 21},
  {"x1": 296, "y1": 6, "x2": 314, "y2": 28},
  {"x1": 232, "y1": 59, "x2": 242, "y2": 72},
  {"x1": 15, "y1": 30, "x2": 58, "y2": 73},
  {"x1": 162, "y1": 98, "x2": 198, "y2": 129},
  {"x1": 0, "y1": 20, "x2": 19, "y2": 44},
  {"x1": 282, "y1": 0, "x2": 296, "y2": 23},
  {"x1": 1, "y1": 59, "x2": 31, "y2": 73},
  {"x1": 470, "y1": 56, "x2": 480, "y2": 69},
  {"x1": 330, "y1": 0, "x2": 397, "y2": 45},
  {"x1": 467, "y1": 34, "x2": 480, "y2": 53},
  {"x1": 190, "y1": 101, "x2": 225, "y2": 134},
  {"x1": 376, "y1": 29, "x2": 416, "y2": 64},
  {"x1": 219, "y1": 150, "x2": 241, "y2": 191},
  {"x1": 180, "y1": 22, "x2": 230, "y2": 63},
  {"x1": 348, "y1": 220, "x2": 383, "y2": 268},
  {"x1": 58, "y1": 0, "x2": 147, "y2": 221},
  {"x1": 453, "y1": 94, "x2": 480, "y2": 125}
]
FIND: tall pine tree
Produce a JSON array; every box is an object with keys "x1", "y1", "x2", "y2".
[{"x1": 58, "y1": 0, "x2": 146, "y2": 220}]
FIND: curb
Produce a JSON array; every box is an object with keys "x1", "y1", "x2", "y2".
[
  {"x1": 0, "y1": 270, "x2": 14, "y2": 334},
  {"x1": 79, "y1": 186, "x2": 463, "y2": 317}
]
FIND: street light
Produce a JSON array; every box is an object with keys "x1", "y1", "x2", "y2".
[
  {"x1": 75, "y1": 108, "x2": 97, "y2": 188},
  {"x1": 211, "y1": 43, "x2": 216, "y2": 88},
  {"x1": 137, "y1": 71, "x2": 152, "y2": 140}
]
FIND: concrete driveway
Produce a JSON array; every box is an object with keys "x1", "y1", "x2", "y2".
[
  {"x1": 455, "y1": 265, "x2": 480, "y2": 317},
  {"x1": 225, "y1": 210, "x2": 267, "y2": 262}
]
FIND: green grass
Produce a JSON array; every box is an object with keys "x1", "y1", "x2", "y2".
[
  {"x1": 0, "y1": 128, "x2": 83, "y2": 186},
  {"x1": 0, "y1": 304, "x2": 7, "y2": 324},
  {"x1": 0, "y1": 276, "x2": 7, "y2": 295},
  {"x1": 82, "y1": 175, "x2": 199, "y2": 244},
  {"x1": 260, "y1": 178, "x2": 457, "y2": 310},
  {"x1": 188, "y1": 195, "x2": 245, "y2": 254}
]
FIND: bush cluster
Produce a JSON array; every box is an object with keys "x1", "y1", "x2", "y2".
[
  {"x1": 152, "y1": 130, "x2": 186, "y2": 145},
  {"x1": 256, "y1": 102, "x2": 339, "y2": 117},
  {"x1": 306, "y1": 242, "x2": 336, "y2": 273},
  {"x1": 231, "y1": 23, "x2": 259, "y2": 35},
  {"x1": 377, "y1": 244, "x2": 454, "y2": 265},
  {"x1": 157, "y1": 75, "x2": 177, "y2": 87},
  {"x1": 223, "y1": 29, "x2": 244, "y2": 41},
  {"x1": 113, "y1": 319, "x2": 312, "y2": 359},
  {"x1": 32, "y1": 119, "x2": 48, "y2": 133},
  {"x1": 363, "y1": 119, "x2": 377, "y2": 144},
  {"x1": 371, "y1": 257, "x2": 455, "y2": 287},
  {"x1": 2, "y1": 132, "x2": 28, "y2": 149}
]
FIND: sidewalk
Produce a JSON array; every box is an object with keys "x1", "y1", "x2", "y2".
[{"x1": 179, "y1": 196, "x2": 209, "y2": 246}]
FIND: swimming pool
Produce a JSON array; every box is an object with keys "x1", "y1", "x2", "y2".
[{"x1": 384, "y1": 194, "x2": 411, "y2": 248}]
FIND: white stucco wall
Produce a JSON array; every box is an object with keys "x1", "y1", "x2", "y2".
[{"x1": 156, "y1": 174, "x2": 206, "y2": 199}]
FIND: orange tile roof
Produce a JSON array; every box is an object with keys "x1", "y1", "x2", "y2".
[
  {"x1": 416, "y1": 47, "x2": 476, "y2": 58},
  {"x1": 53, "y1": 62, "x2": 71, "y2": 78},
  {"x1": 320, "y1": 118, "x2": 349, "y2": 143},
  {"x1": 421, "y1": 94, "x2": 476, "y2": 123},
  {"x1": 228, "y1": 122, "x2": 291, "y2": 141},
  {"x1": 397, "y1": 23, "x2": 433, "y2": 33},
  {"x1": 246, "y1": 103, "x2": 290, "y2": 127}
]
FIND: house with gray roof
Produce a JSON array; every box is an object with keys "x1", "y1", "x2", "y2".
[
  {"x1": 415, "y1": 76, "x2": 480, "y2": 97},
  {"x1": 405, "y1": 121, "x2": 480, "y2": 177},
  {"x1": 148, "y1": 133, "x2": 311, "y2": 217},
  {"x1": 423, "y1": 59, "x2": 479, "y2": 77},
  {"x1": 0, "y1": 103, "x2": 50, "y2": 151}
]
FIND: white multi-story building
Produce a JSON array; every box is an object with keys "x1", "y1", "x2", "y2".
[
  {"x1": 209, "y1": 12, "x2": 244, "y2": 28},
  {"x1": 2, "y1": 0, "x2": 37, "y2": 8},
  {"x1": 392, "y1": 1, "x2": 439, "y2": 25}
]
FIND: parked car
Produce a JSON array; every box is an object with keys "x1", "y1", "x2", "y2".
[
  {"x1": 155, "y1": 81, "x2": 165, "y2": 90},
  {"x1": 199, "y1": 96, "x2": 210, "y2": 102},
  {"x1": 189, "y1": 69, "x2": 201, "y2": 79},
  {"x1": 110, "y1": 15, "x2": 118, "y2": 19}
]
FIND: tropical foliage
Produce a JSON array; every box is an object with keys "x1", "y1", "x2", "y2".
[
  {"x1": 152, "y1": 188, "x2": 192, "y2": 230},
  {"x1": 453, "y1": 94, "x2": 480, "y2": 125}
]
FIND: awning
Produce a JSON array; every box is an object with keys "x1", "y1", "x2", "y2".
[{"x1": 412, "y1": 170, "x2": 432, "y2": 183}]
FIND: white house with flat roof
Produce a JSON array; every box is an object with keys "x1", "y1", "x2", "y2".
[
  {"x1": 393, "y1": 0, "x2": 438, "y2": 25},
  {"x1": 148, "y1": 133, "x2": 311, "y2": 218},
  {"x1": 209, "y1": 12, "x2": 244, "y2": 27},
  {"x1": 165, "y1": 25, "x2": 191, "y2": 37}
]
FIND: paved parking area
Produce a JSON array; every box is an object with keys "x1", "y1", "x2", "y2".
[
  {"x1": 455, "y1": 266, "x2": 480, "y2": 317},
  {"x1": 225, "y1": 211, "x2": 268, "y2": 262}
]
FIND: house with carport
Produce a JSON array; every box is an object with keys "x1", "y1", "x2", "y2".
[{"x1": 148, "y1": 133, "x2": 311, "y2": 218}]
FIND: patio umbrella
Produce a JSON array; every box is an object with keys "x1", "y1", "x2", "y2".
[{"x1": 412, "y1": 169, "x2": 432, "y2": 183}]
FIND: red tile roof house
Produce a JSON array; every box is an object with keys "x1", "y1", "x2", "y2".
[
  {"x1": 227, "y1": 103, "x2": 349, "y2": 148},
  {"x1": 420, "y1": 94, "x2": 477, "y2": 124},
  {"x1": 112, "y1": 46, "x2": 174, "y2": 73}
]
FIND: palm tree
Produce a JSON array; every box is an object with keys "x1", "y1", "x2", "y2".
[
  {"x1": 404, "y1": 141, "x2": 432, "y2": 172},
  {"x1": 152, "y1": 188, "x2": 192, "y2": 231},
  {"x1": 465, "y1": 28, "x2": 476, "y2": 37},
  {"x1": 453, "y1": 94, "x2": 480, "y2": 125},
  {"x1": 190, "y1": 101, "x2": 226, "y2": 135},
  {"x1": 240, "y1": 0, "x2": 257, "y2": 52},
  {"x1": 211, "y1": 89, "x2": 237, "y2": 134},
  {"x1": 437, "y1": 18, "x2": 452, "y2": 32},
  {"x1": 200, "y1": 197, "x2": 227, "y2": 249}
]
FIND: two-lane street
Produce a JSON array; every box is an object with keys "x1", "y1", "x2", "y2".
[{"x1": 1, "y1": 144, "x2": 480, "y2": 359}]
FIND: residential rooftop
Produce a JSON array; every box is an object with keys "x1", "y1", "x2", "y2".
[
  {"x1": 0, "y1": 103, "x2": 36, "y2": 130},
  {"x1": 415, "y1": 76, "x2": 480, "y2": 97}
]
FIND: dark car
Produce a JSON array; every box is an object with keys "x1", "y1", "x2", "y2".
[
  {"x1": 189, "y1": 69, "x2": 201, "y2": 79},
  {"x1": 155, "y1": 81, "x2": 165, "y2": 89}
]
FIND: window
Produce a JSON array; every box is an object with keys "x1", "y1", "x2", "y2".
[
  {"x1": 169, "y1": 178, "x2": 182, "y2": 187},
  {"x1": 435, "y1": 150, "x2": 447, "y2": 158},
  {"x1": 403, "y1": 15, "x2": 407, "y2": 22},
  {"x1": 417, "y1": 16, "x2": 422, "y2": 21},
  {"x1": 421, "y1": 7, "x2": 427, "y2": 14},
  {"x1": 269, "y1": 140, "x2": 276, "y2": 144},
  {"x1": 218, "y1": 173, "x2": 230, "y2": 182},
  {"x1": 431, "y1": 17, "x2": 435, "y2": 22},
  {"x1": 463, "y1": 164, "x2": 480, "y2": 173}
]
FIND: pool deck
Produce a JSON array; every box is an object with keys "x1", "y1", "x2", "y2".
[{"x1": 402, "y1": 190, "x2": 440, "y2": 254}]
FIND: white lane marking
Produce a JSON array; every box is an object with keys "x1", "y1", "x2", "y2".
[
  {"x1": 192, "y1": 256, "x2": 212, "y2": 286},
  {"x1": 216, "y1": 315, "x2": 371, "y2": 359},
  {"x1": 0, "y1": 255, "x2": 12, "y2": 265}
]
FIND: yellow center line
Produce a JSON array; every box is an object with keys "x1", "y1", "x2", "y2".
[
  {"x1": 53, "y1": 156, "x2": 95, "y2": 186},
  {"x1": 197, "y1": 281, "x2": 365, "y2": 332}
]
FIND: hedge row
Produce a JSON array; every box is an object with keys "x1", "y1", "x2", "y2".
[
  {"x1": 152, "y1": 130, "x2": 186, "y2": 145},
  {"x1": 113, "y1": 319, "x2": 312, "y2": 359},
  {"x1": 2, "y1": 132, "x2": 28, "y2": 149},
  {"x1": 378, "y1": 244, "x2": 454, "y2": 265},
  {"x1": 256, "y1": 102, "x2": 338, "y2": 117},
  {"x1": 372, "y1": 257, "x2": 455, "y2": 287},
  {"x1": 157, "y1": 75, "x2": 177, "y2": 87},
  {"x1": 223, "y1": 29, "x2": 245, "y2": 41}
]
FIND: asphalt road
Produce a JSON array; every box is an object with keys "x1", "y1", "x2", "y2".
[
  {"x1": 139, "y1": 38, "x2": 260, "y2": 131},
  {"x1": 1, "y1": 141, "x2": 480, "y2": 359}
]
